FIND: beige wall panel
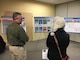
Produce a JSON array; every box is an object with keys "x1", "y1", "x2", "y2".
[
  {"x1": 68, "y1": 1, "x2": 80, "y2": 17},
  {"x1": 56, "y1": 3, "x2": 68, "y2": 17}
]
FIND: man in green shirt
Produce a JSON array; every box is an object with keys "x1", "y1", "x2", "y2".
[{"x1": 6, "y1": 12, "x2": 29, "y2": 60}]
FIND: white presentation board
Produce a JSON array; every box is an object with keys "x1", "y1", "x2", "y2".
[{"x1": 64, "y1": 18, "x2": 80, "y2": 33}]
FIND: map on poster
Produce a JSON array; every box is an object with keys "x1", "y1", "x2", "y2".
[{"x1": 64, "y1": 18, "x2": 80, "y2": 33}]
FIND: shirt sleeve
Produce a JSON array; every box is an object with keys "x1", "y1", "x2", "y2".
[{"x1": 18, "y1": 27, "x2": 29, "y2": 44}]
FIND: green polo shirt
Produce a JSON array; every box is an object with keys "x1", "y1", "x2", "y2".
[{"x1": 6, "y1": 23, "x2": 29, "y2": 46}]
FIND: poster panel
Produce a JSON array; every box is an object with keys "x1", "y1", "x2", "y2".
[
  {"x1": 34, "y1": 17, "x2": 54, "y2": 33},
  {"x1": 64, "y1": 18, "x2": 80, "y2": 33},
  {"x1": 1, "y1": 16, "x2": 26, "y2": 34}
]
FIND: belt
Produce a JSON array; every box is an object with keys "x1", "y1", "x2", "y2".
[{"x1": 12, "y1": 45, "x2": 23, "y2": 47}]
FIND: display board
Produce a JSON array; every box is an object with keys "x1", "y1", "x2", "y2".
[
  {"x1": 34, "y1": 17, "x2": 80, "y2": 33},
  {"x1": 1, "y1": 16, "x2": 26, "y2": 34},
  {"x1": 34, "y1": 17, "x2": 54, "y2": 33},
  {"x1": 1, "y1": 16, "x2": 12, "y2": 34},
  {"x1": 64, "y1": 18, "x2": 80, "y2": 33}
]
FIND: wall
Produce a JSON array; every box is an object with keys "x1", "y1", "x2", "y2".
[
  {"x1": 56, "y1": 1, "x2": 80, "y2": 42},
  {"x1": 0, "y1": 0, "x2": 55, "y2": 43}
]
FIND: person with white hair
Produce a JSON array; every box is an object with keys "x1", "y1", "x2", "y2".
[{"x1": 46, "y1": 16, "x2": 70, "y2": 60}]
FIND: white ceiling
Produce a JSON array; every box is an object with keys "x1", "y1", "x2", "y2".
[{"x1": 36, "y1": 0, "x2": 76, "y2": 4}]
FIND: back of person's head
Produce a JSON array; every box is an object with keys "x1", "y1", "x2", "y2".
[
  {"x1": 52, "y1": 16, "x2": 65, "y2": 32},
  {"x1": 12, "y1": 12, "x2": 22, "y2": 20}
]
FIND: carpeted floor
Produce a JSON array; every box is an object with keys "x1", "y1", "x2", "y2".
[{"x1": 0, "y1": 40, "x2": 80, "y2": 60}]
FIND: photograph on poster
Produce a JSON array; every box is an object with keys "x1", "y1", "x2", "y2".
[
  {"x1": 35, "y1": 19, "x2": 39, "y2": 24},
  {"x1": 47, "y1": 26, "x2": 51, "y2": 32},
  {"x1": 39, "y1": 27, "x2": 42, "y2": 32},
  {"x1": 43, "y1": 26, "x2": 47, "y2": 32},
  {"x1": 35, "y1": 27, "x2": 39, "y2": 32},
  {"x1": 43, "y1": 19, "x2": 47, "y2": 24},
  {"x1": 39, "y1": 18, "x2": 42, "y2": 24}
]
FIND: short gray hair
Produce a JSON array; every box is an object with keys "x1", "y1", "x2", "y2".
[{"x1": 12, "y1": 12, "x2": 22, "y2": 20}]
